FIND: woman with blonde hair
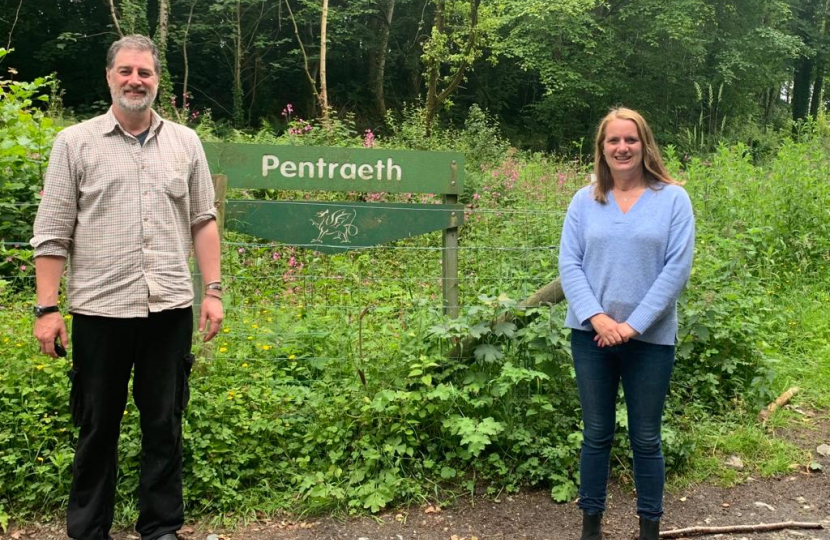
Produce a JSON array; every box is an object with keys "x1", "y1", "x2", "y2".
[{"x1": 559, "y1": 107, "x2": 695, "y2": 540}]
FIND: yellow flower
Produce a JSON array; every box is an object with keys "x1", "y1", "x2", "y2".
[
  {"x1": 222, "y1": 328, "x2": 230, "y2": 333},
  {"x1": 36, "y1": 364, "x2": 45, "y2": 370},
  {"x1": 247, "y1": 336, "x2": 254, "y2": 340},
  {"x1": 262, "y1": 345, "x2": 271, "y2": 351},
  {"x1": 16, "y1": 343, "x2": 23, "y2": 347},
  {"x1": 64, "y1": 314, "x2": 72, "y2": 320},
  {"x1": 242, "y1": 363, "x2": 248, "y2": 368},
  {"x1": 37, "y1": 457, "x2": 44, "y2": 462},
  {"x1": 288, "y1": 354, "x2": 296, "y2": 360},
  {"x1": 219, "y1": 347, "x2": 228, "y2": 353},
  {"x1": 252, "y1": 324, "x2": 259, "y2": 329},
  {"x1": 123, "y1": 410, "x2": 128, "y2": 416}
]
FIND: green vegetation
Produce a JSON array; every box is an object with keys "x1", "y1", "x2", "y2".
[
  {"x1": 1, "y1": 61, "x2": 829, "y2": 531},
  {"x1": 1, "y1": 0, "x2": 828, "y2": 151}
]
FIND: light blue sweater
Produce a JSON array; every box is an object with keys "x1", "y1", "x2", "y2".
[{"x1": 559, "y1": 183, "x2": 695, "y2": 346}]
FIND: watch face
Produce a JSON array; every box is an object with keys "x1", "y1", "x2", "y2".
[{"x1": 34, "y1": 305, "x2": 58, "y2": 317}]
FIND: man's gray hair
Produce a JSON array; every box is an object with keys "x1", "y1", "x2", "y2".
[{"x1": 106, "y1": 34, "x2": 161, "y2": 75}]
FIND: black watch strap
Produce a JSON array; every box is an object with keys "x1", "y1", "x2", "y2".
[{"x1": 34, "y1": 305, "x2": 60, "y2": 317}]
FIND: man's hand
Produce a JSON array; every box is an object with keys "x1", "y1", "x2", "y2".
[
  {"x1": 34, "y1": 312, "x2": 68, "y2": 358},
  {"x1": 199, "y1": 295, "x2": 224, "y2": 342},
  {"x1": 590, "y1": 313, "x2": 623, "y2": 347}
]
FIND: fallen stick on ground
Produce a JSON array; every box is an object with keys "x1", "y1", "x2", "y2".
[
  {"x1": 758, "y1": 386, "x2": 799, "y2": 423},
  {"x1": 659, "y1": 521, "x2": 824, "y2": 538}
]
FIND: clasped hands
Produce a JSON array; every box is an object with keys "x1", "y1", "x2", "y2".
[{"x1": 589, "y1": 313, "x2": 639, "y2": 347}]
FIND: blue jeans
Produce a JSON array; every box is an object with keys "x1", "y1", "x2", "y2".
[{"x1": 571, "y1": 329, "x2": 674, "y2": 521}]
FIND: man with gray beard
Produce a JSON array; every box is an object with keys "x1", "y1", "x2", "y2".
[{"x1": 31, "y1": 35, "x2": 223, "y2": 540}]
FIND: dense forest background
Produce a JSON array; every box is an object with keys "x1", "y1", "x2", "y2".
[{"x1": 1, "y1": 0, "x2": 828, "y2": 151}]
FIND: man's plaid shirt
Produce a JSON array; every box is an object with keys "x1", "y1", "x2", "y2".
[{"x1": 31, "y1": 108, "x2": 217, "y2": 317}]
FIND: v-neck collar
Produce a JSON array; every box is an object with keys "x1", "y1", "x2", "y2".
[{"x1": 609, "y1": 187, "x2": 653, "y2": 216}]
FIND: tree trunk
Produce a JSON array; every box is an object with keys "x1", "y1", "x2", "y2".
[
  {"x1": 810, "y1": 61, "x2": 824, "y2": 118},
  {"x1": 155, "y1": 0, "x2": 174, "y2": 116},
  {"x1": 424, "y1": 0, "x2": 481, "y2": 137},
  {"x1": 369, "y1": 0, "x2": 395, "y2": 118},
  {"x1": 107, "y1": 0, "x2": 124, "y2": 37},
  {"x1": 284, "y1": 0, "x2": 322, "y2": 111},
  {"x1": 233, "y1": 0, "x2": 244, "y2": 127},
  {"x1": 181, "y1": 0, "x2": 197, "y2": 116},
  {"x1": 319, "y1": 0, "x2": 330, "y2": 123},
  {"x1": 792, "y1": 56, "x2": 814, "y2": 122},
  {"x1": 424, "y1": 0, "x2": 444, "y2": 137}
]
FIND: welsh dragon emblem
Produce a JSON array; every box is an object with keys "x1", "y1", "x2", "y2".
[{"x1": 310, "y1": 208, "x2": 359, "y2": 244}]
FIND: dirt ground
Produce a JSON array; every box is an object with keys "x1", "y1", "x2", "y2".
[{"x1": 4, "y1": 413, "x2": 828, "y2": 540}]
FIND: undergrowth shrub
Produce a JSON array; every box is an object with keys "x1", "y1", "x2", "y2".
[
  {"x1": 0, "y1": 50, "x2": 61, "y2": 245},
  {"x1": 2, "y1": 88, "x2": 829, "y2": 526}
]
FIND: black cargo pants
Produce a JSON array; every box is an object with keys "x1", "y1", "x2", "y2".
[{"x1": 66, "y1": 308, "x2": 194, "y2": 540}]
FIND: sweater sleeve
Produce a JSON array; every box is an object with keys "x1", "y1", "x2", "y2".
[
  {"x1": 625, "y1": 189, "x2": 695, "y2": 334},
  {"x1": 558, "y1": 188, "x2": 604, "y2": 325}
]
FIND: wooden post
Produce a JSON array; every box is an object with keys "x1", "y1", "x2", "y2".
[{"x1": 442, "y1": 160, "x2": 460, "y2": 318}]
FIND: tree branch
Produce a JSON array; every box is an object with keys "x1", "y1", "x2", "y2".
[
  {"x1": 284, "y1": 0, "x2": 321, "y2": 103},
  {"x1": 106, "y1": 0, "x2": 124, "y2": 37},
  {"x1": 660, "y1": 521, "x2": 823, "y2": 539},
  {"x1": 4, "y1": 0, "x2": 23, "y2": 51}
]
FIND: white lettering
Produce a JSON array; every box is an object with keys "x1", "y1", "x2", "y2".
[
  {"x1": 358, "y1": 164, "x2": 374, "y2": 180},
  {"x1": 262, "y1": 155, "x2": 405, "y2": 183},
  {"x1": 387, "y1": 158, "x2": 402, "y2": 181},
  {"x1": 262, "y1": 155, "x2": 279, "y2": 177},
  {"x1": 280, "y1": 160, "x2": 297, "y2": 178},
  {"x1": 299, "y1": 161, "x2": 314, "y2": 178},
  {"x1": 341, "y1": 163, "x2": 356, "y2": 180}
]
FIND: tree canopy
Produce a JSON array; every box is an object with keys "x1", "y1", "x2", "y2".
[{"x1": 0, "y1": 0, "x2": 826, "y2": 149}]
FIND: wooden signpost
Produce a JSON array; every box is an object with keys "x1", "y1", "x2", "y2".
[{"x1": 197, "y1": 142, "x2": 465, "y2": 316}]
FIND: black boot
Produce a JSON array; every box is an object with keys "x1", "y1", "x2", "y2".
[
  {"x1": 638, "y1": 516, "x2": 660, "y2": 540},
  {"x1": 580, "y1": 512, "x2": 602, "y2": 540}
]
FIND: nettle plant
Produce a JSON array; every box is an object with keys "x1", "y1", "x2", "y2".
[{"x1": 0, "y1": 50, "x2": 61, "y2": 243}]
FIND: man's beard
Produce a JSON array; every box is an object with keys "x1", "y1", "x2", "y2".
[{"x1": 111, "y1": 84, "x2": 156, "y2": 112}]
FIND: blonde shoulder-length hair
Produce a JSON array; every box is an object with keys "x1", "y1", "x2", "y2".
[{"x1": 592, "y1": 107, "x2": 680, "y2": 204}]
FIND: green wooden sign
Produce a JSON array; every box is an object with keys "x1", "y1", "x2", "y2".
[
  {"x1": 225, "y1": 199, "x2": 464, "y2": 254},
  {"x1": 203, "y1": 142, "x2": 463, "y2": 195}
]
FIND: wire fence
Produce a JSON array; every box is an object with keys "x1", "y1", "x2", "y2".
[{"x1": 2, "y1": 171, "x2": 584, "y2": 371}]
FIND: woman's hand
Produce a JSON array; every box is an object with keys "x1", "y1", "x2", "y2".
[
  {"x1": 590, "y1": 313, "x2": 624, "y2": 347},
  {"x1": 617, "y1": 322, "x2": 640, "y2": 342}
]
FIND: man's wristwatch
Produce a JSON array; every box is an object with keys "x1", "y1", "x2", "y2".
[
  {"x1": 33, "y1": 304, "x2": 60, "y2": 318},
  {"x1": 205, "y1": 282, "x2": 223, "y2": 293}
]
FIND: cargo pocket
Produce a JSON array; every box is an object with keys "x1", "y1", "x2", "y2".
[
  {"x1": 67, "y1": 367, "x2": 84, "y2": 427},
  {"x1": 176, "y1": 353, "x2": 196, "y2": 414}
]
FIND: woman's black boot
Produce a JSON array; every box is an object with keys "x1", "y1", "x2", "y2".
[
  {"x1": 580, "y1": 512, "x2": 602, "y2": 540},
  {"x1": 638, "y1": 517, "x2": 660, "y2": 540}
]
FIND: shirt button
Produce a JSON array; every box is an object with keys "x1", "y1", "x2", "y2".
[
  {"x1": 144, "y1": 217, "x2": 149, "y2": 222},
  {"x1": 144, "y1": 191, "x2": 149, "y2": 196}
]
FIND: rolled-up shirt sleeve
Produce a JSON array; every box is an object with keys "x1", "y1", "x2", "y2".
[
  {"x1": 189, "y1": 139, "x2": 217, "y2": 227},
  {"x1": 31, "y1": 133, "x2": 78, "y2": 258}
]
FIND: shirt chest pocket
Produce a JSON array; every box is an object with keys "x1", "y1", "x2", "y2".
[{"x1": 164, "y1": 161, "x2": 189, "y2": 199}]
